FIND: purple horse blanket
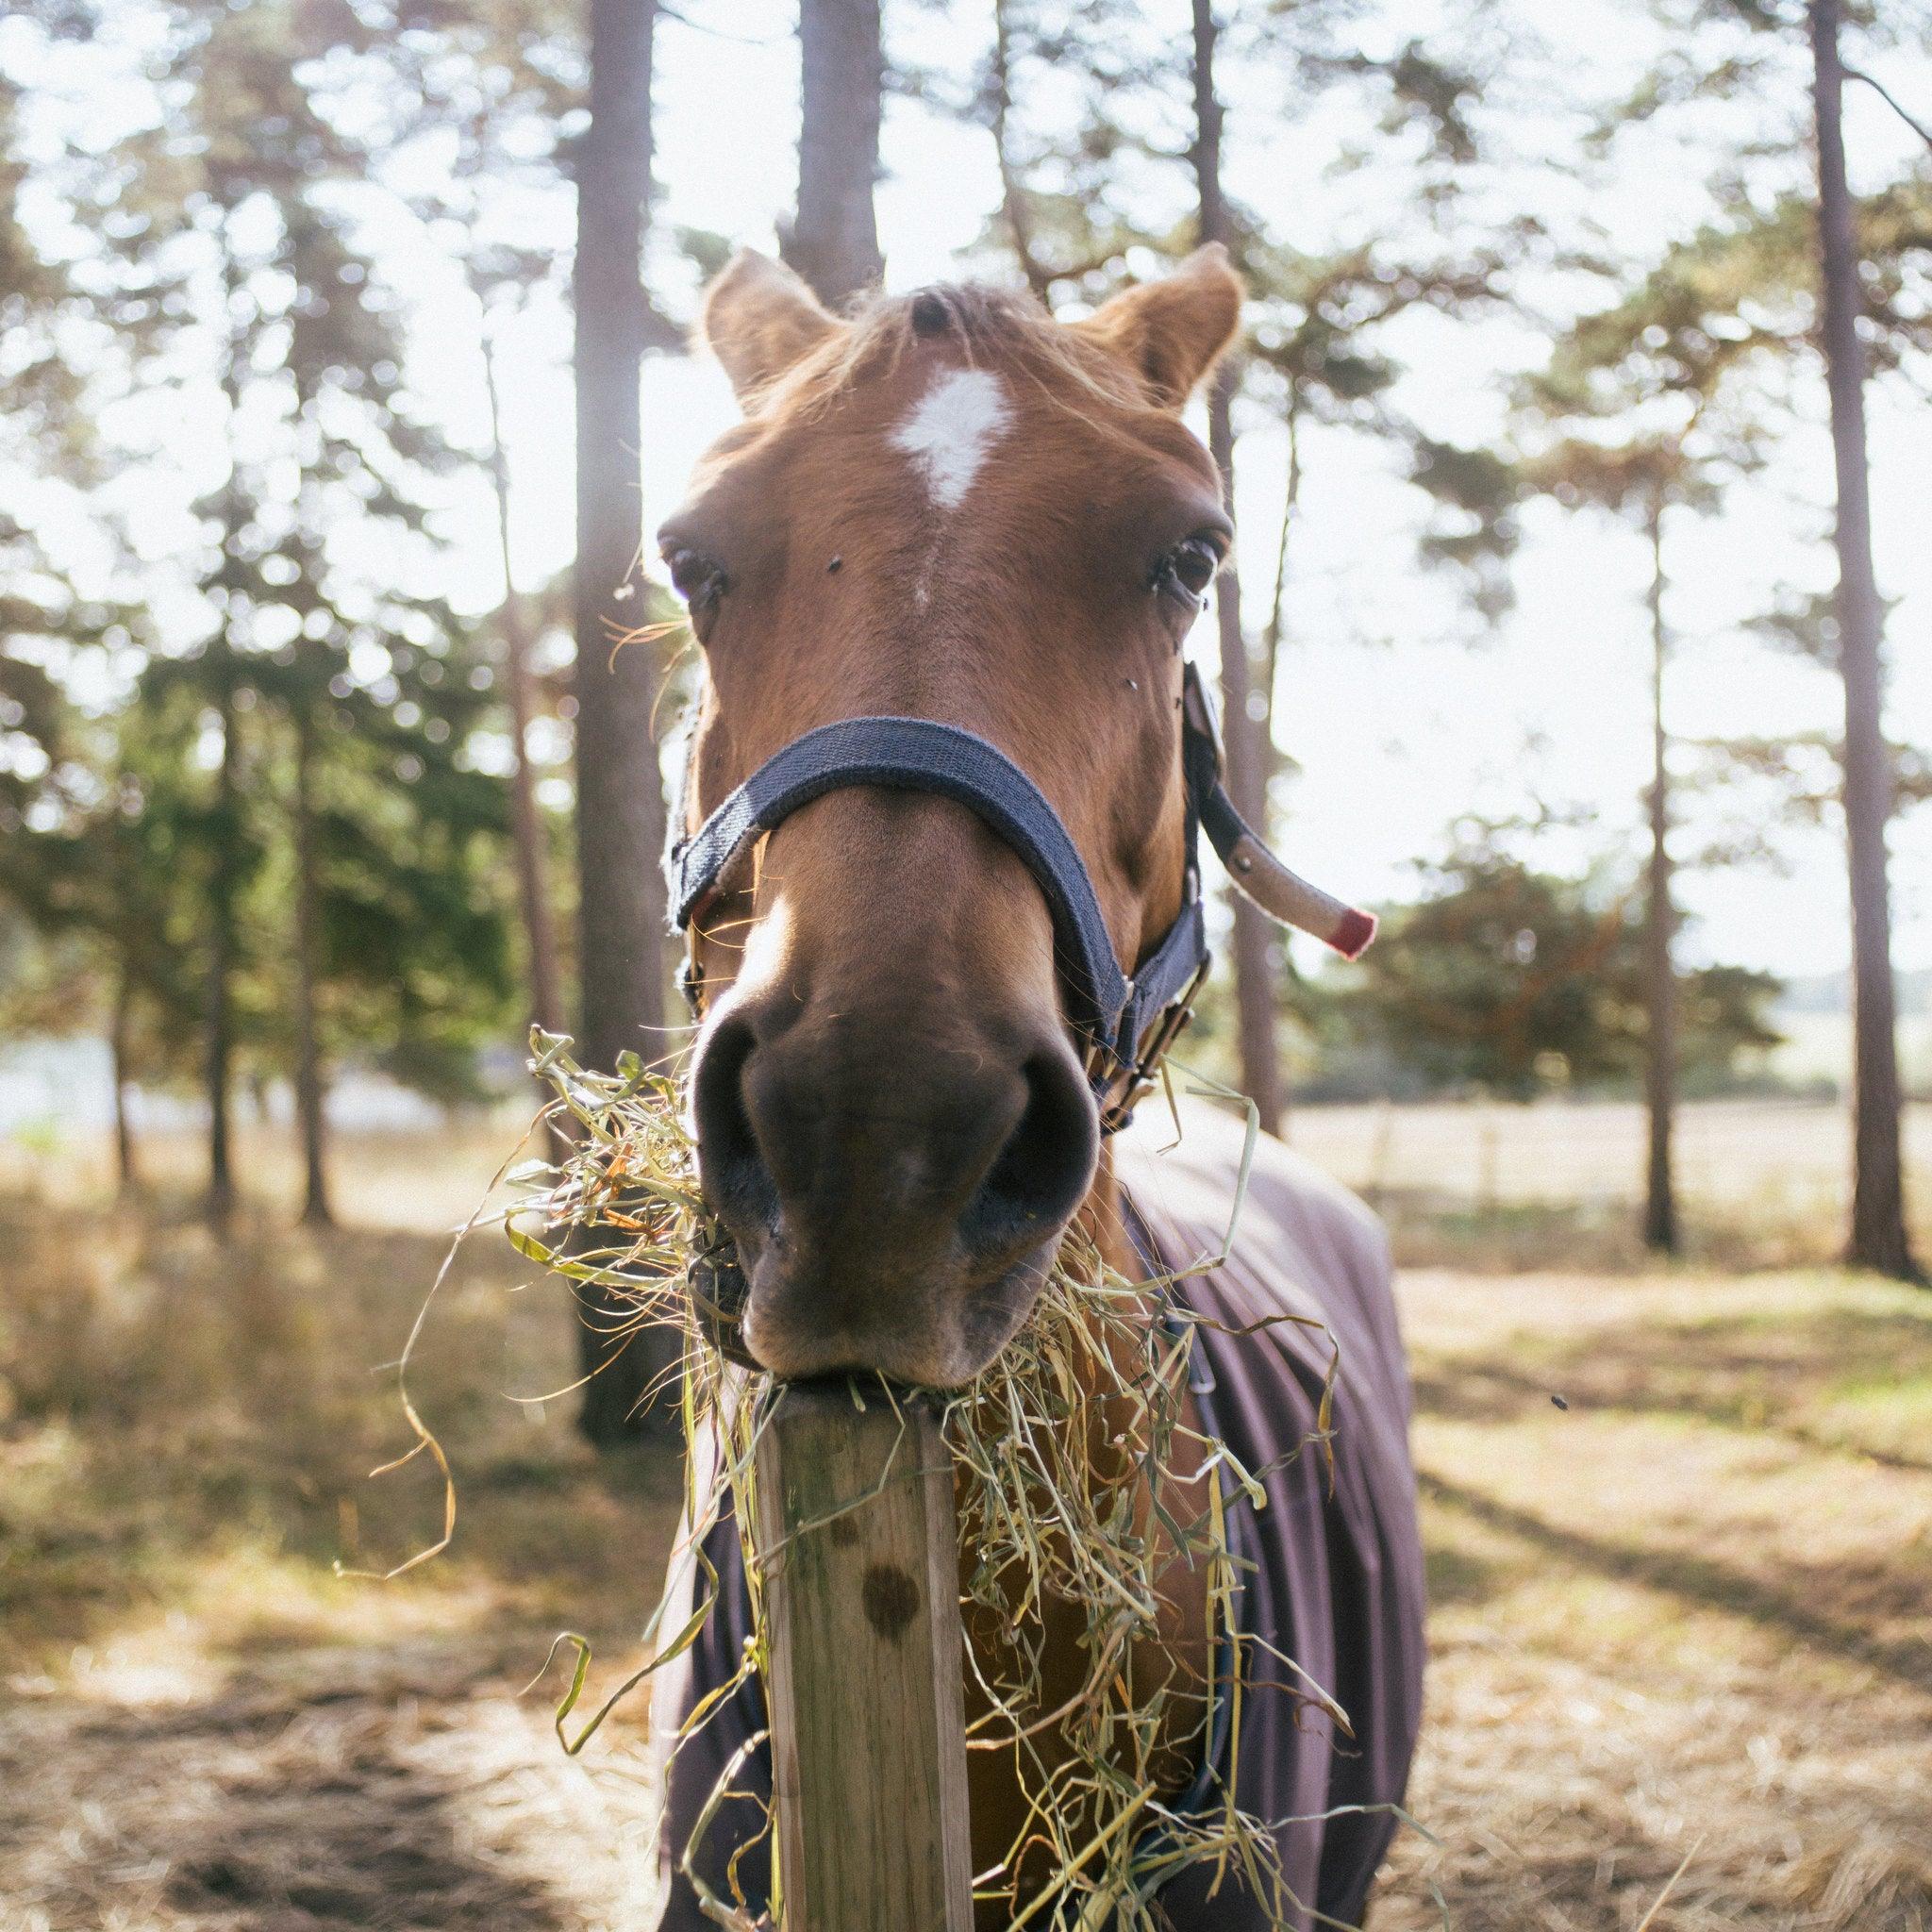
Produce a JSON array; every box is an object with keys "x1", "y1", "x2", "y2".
[{"x1": 654, "y1": 1103, "x2": 1426, "y2": 1929}]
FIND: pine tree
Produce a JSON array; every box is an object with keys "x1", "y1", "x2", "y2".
[
  {"x1": 343, "y1": 0, "x2": 691, "y2": 1434},
  {"x1": 72, "y1": 0, "x2": 520, "y2": 1226},
  {"x1": 1601, "y1": 0, "x2": 1931, "y2": 1274},
  {"x1": 1189, "y1": 0, "x2": 1282, "y2": 1134},
  {"x1": 0, "y1": 45, "x2": 196, "y2": 1192},
  {"x1": 1807, "y1": 0, "x2": 1918, "y2": 1278},
  {"x1": 1534, "y1": 441, "x2": 1707, "y2": 1250},
  {"x1": 573, "y1": 0, "x2": 678, "y2": 1442},
  {"x1": 1518, "y1": 265, "x2": 1769, "y2": 1251},
  {"x1": 348, "y1": 0, "x2": 591, "y2": 1047},
  {"x1": 2, "y1": 675, "x2": 219, "y2": 1196},
  {"x1": 785, "y1": 0, "x2": 885, "y2": 304}
]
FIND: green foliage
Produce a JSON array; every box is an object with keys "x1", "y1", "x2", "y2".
[
  {"x1": 0, "y1": 0, "x2": 1923, "y2": 1165},
  {"x1": 1405, "y1": 436, "x2": 1524, "y2": 609},
  {"x1": 1571, "y1": 74, "x2": 1931, "y2": 400},
  {"x1": 0, "y1": 0, "x2": 527, "y2": 1115},
  {"x1": 1353, "y1": 847, "x2": 1638, "y2": 1097},
  {"x1": 0, "y1": 678, "x2": 209, "y2": 1078},
  {"x1": 154, "y1": 0, "x2": 518, "y2": 1092},
  {"x1": 1343, "y1": 829, "x2": 1783, "y2": 1099}
]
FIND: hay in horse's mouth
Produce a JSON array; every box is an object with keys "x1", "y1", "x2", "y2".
[{"x1": 495, "y1": 1028, "x2": 1330, "y2": 1930}]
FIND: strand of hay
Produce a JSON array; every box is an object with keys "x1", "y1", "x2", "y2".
[{"x1": 507, "y1": 1029, "x2": 1332, "y2": 1929}]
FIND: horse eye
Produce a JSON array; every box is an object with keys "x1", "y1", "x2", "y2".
[
  {"x1": 1159, "y1": 535, "x2": 1224, "y2": 605},
  {"x1": 665, "y1": 547, "x2": 729, "y2": 641},
  {"x1": 667, "y1": 547, "x2": 725, "y2": 605}
]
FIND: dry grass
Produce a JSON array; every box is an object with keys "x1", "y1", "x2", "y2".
[
  {"x1": 1377, "y1": 1268, "x2": 1932, "y2": 1931},
  {"x1": 1288, "y1": 1097, "x2": 1931, "y2": 1272},
  {"x1": 10, "y1": 1092, "x2": 1925, "y2": 1274},
  {"x1": 1, "y1": 1121, "x2": 1928, "y2": 1928},
  {"x1": 0, "y1": 1187, "x2": 681, "y2": 1932},
  {"x1": 0, "y1": 1115, "x2": 530, "y2": 1234},
  {"x1": 517, "y1": 1045, "x2": 1309, "y2": 1927}
]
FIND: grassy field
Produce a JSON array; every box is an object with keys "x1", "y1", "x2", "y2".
[
  {"x1": 1290, "y1": 1095, "x2": 1932, "y2": 1272},
  {"x1": 8, "y1": 1091, "x2": 1924, "y2": 1270},
  {"x1": 0, "y1": 1183, "x2": 680, "y2": 1932},
  {"x1": 1, "y1": 1117, "x2": 1928, "y2": 1929},
  {"x1": 1380, "y1": 1267, "x2": 1932, "y2": 1931}
]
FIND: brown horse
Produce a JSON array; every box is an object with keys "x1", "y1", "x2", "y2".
[{"x1": 654, "y1": 248, "x2": 1424, "y2": 1930}]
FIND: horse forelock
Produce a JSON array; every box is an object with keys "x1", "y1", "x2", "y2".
[{"x1": 752, "y1": 279, "x2": 1149, "y2": 426}]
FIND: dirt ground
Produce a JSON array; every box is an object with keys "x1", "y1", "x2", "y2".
[
  {"x1": 0, "y1": 1200, "x2": 681, "y2": 1932},
  {"x1": 1379, "y1": 1268, "x2": 1932, "y2": 1931},
  {"x1": 2, "y1": 1148, "x2": 1928, "y2": 1930}
]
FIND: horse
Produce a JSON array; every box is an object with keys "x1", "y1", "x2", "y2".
[{"x1": 649, "y1": 244, "x2": 1425, "y2": 1931}]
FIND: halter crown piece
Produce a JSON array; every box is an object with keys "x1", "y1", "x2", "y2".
[{"x1": 664, "y1": 662, "x2": 1374, "y2": 1134}]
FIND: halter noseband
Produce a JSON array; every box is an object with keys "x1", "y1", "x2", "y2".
[{"x1": 663, "y1": 662, "x2": 1374, "y2": 1134}]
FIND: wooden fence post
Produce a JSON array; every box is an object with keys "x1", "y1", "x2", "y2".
[{"x1": 753, "y1": 1384, "x2": 975, "y2": 1932}]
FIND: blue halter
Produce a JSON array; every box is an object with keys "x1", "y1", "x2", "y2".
[{"x1": 663, "y1": 663, "x2": 1319, "y2": 1129}]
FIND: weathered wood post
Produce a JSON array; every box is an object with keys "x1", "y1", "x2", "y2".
[{"x1": 753, "y1": 1384, "x2": 974, "y2": 1931}]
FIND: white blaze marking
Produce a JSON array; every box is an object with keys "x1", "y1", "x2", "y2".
[{"x1": 891, "y1": 367, "x2": 1012, "y2": 511}]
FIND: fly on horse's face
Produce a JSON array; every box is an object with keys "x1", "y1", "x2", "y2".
[{"x1": 662, "y1": 246, "x2": 1243, "y2": 1385}]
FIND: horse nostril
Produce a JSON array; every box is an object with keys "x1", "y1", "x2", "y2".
[
  {"x1": 959, "y1": 1047, "x2": 1099, "y2": 1266},
  {"x1": 690, "y1": 1013, "x2": 779, "y2": 1238}
]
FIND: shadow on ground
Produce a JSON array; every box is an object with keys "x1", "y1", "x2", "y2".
[
  {"x1": 0, "y1": 1644, "x2": 661, "y2": 1931},
  {"x1": 7, "y1": 1191, "x2": 1931, "y2": 1930},
  {"x1": 1408, "y1": 1301, "x2": 1932, "y2": 1472},
  {"x1": 1377, "y1": 1270, "x2": 1932, "y2": 1932},
  {"x1": 1, "y1": 1192, "x2": 679, "y2": 1930}
]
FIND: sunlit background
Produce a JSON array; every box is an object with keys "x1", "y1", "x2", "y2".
[
  {"x1": 4, "y1": 0, "x2": 1926, "y2": 1000},
  {"x1": 5, "y1": 9, "x2": 1932, "y2": 1930}
]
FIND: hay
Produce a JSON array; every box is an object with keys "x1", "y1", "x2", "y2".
[{"x1": 505, "y1": 1029, "x2": 1333, "y2": 1929}]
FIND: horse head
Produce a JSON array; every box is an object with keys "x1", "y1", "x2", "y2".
[{"x1": 662, "y1": 246, "x2": 1243, "y2": 1384}]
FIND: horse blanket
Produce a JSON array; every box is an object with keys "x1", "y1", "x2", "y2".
[{"x1": 654, "y1": 1101, "x2": 1426, "y2": 1930}]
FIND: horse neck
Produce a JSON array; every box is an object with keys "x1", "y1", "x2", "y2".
[
  {"x1": 1064, "y1": 1129, "x2": 1216, "y2": 1734},
  {"x1": 1071, "y1": 1137, "x2": 1174, "y2": 1440},
  {"x1": 1083, "y1": 1136, "x2": 1142, "y2": 1289}
]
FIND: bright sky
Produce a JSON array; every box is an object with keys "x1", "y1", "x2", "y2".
[{"x1": 9, "y1": 0, "x2": 1931, "y2": 986}]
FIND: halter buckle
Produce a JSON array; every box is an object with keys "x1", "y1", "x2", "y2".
[{"x1": 1095, "y1": 959, "x2": 1210, "y2": 1137}]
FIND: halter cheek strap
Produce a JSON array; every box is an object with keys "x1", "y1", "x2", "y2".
[{"x1": 663, "y1": 663, "x2": 1374, "y2": 1128}]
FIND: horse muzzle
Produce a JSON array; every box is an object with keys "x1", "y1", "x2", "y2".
[{"x1": 687, "y1": 991, "x2": 1098, "y2": 1386}]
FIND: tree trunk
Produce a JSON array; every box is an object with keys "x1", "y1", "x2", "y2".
[
  {"x1": 207, "y1": 637, "x2": 241, "y2": 1237},
  {"x1": 1191, "y1": 0, "x2": 1281, "y2": 1138},
  {"x1": 1642, "y1": 503, "x2": 1678, "y2": 1255},
  {"x1": 483, "y1": 323, "x2": 564, "y2": 1041},
  {"x1": 291, "y1": 706, "x2": 334, "y2": 1229},
  {"x1": 1809, "y1": 0, "x2": 1919, "y2": 1281},
  {"x1": 991, "y1": 0, "x2": 1051, "y2": 298},
  {"x1": 574, "y1": 0, "x2": 677, "y2": 1443},
  {"x1": 110, "y1": 955, "x2": 140, "y2": 1197},
  {"x1": 206, "y1": 239, "x2": 244, "y2": 1239},
  {"x1": 1258, "y1": 384, "x2": 1301, "y2": 797},
  {"x1": 783, "y1": 0, "x2": 885, "y2": 306},
  {"x1": 1207, "y1": 380, "x2": 1283, "y2": 1139}
]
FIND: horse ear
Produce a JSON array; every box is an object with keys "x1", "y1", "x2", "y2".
[
  {"x1": 701, "y1": 249, "x2": 841, "y2": 403},
  {"x1": 1073, "y1": 244, "x2": 1244, "y2": 409}
]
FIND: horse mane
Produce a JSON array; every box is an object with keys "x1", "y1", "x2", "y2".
[{"x1": 769, "y1": 280, "x2": 1145, "y2": 422}]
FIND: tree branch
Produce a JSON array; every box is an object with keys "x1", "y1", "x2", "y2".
[
  {"x1": 1843, "y1": 65, "x2": 1932, "y2": 152},
  {"x1": 656, "y1": 4, "x2": 779, "y2": 47},
  {"x1": 991, "y1": 0, "x2": 1053, "y2": 299}
]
